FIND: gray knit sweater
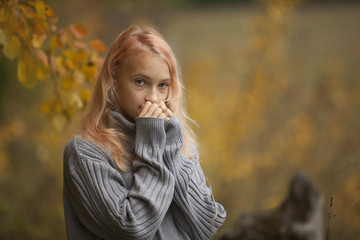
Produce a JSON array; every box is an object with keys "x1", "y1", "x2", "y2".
[{"x1": 63, "y1": 111, "x2": 226, "y2": 240}]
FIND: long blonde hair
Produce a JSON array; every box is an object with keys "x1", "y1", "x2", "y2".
[{"x1": 79, "y1": 25, "x2": 196, "y2": 171}]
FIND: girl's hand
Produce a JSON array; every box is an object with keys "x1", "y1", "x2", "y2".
[
  {"x1": 138, "y1": 101, "x2": 171, "y2": 121},
  {"x1": 159, "y1": 101, "x2": 173, "y2": 120}
]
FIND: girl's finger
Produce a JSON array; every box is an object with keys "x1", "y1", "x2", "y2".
[
  {"x1": 159, "y1": 101, "x2": 173, "y2": 118},
  {"x1": 150, "y1": 106, "x2": 163, "y2": 118},
  {"x1": 138, "y1": 101, "x2": 152, "y2": 117},
  {"x1": 163, "y1": 108, "x2": 173, "y2": 118},
  {"x1": 159, "y1": 101, "x2": 167, "y2": 111},
  {"x1": 159, "y1": 112, "x2": 167, "y2": 121},
  {"x1": 142, "y1": 103, "x2": 161, "y2": 118},
  {"x1": 139, "y1": 102, "x2": 169, "y2": 121}
]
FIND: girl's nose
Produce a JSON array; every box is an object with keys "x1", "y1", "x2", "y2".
[{"x1": 145, "y1": 88, "x2": 159, "y2": 103}]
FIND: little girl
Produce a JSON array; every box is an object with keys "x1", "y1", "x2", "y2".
[{"x1": 63, "y1": 25, "x2": 226, "y2": 240}]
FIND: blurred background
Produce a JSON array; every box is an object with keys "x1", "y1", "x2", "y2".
[{"x1": 1, "y1": 0, "x2": 360, "y2": 239}]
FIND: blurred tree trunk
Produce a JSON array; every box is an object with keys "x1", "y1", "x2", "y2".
[{"x1": 218, "y1": 172, "x2": 324, "y2": 240}]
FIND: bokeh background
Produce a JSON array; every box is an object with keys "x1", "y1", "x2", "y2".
[{"x1": 1, "y1": 0, "x2": 360, "y2": 239}]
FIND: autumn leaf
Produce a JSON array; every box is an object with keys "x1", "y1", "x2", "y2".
[
  {"x1": 36, "y1": 49, "x2": 48, "y2": 66},
  {"x1": 63, "y1": 49, "x2": 87, "y2": 65},
  {"x1": 18, "y1": 4, "x2": 37, "y2": 19},
  {"x1": 81, "y1": 62, "x2": 97, "y2": 80},
  {"x1": 35, "y1": 1, "x2": 48, "y2": 31},
  {"x1": 17, "y1": 56, "x2": 37, "y2": 88},
  {"x1": 3, "y1": 36, "x2": 21, "y2": 60},
  {"x1": 61, "y1": 74, "x2": 77, "y2": 90},
  {"x1": 39, "y1": 101, "x2": 51, "y2": 114},
  {"x1": 90, "y1": 39, "x2": 107, "y2": 52},
  {"x1": 80, "y1": 88, "x2": 91, "y2": 103},
  {"x1": 36, "y1": 63, "x2": 50, "y2": 81},
  {"x1": 74, "y1": 41, "x2": 87, "y2": 49},
  {"x1": 69, "y1": 23, "x2": 88, "y2": 39},
  {"x1": 0, "y1": 0, "x2": 104, "y2": 125},
  {"x1": 35, "y1": 1, "x2": 47, "y2": 21},
  {"x1": 32, "y1": 34, "x2": 46, "y2": 49}
]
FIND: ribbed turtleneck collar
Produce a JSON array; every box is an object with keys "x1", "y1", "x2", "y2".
[{"x1": 110, "y1": 110, "x2": 136, "y2": 138}]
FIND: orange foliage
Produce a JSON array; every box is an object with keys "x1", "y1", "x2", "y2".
[{"x1": 0, "y1": 0, "x2": 107, "y2": 130}]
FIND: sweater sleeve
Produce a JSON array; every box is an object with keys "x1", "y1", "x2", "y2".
[
  {"x1": 63, "y1": 118, "x2": 175, "y2": 240},
  {"x1": 163, "y1": 115, "x2": 227, "y2": 239}
]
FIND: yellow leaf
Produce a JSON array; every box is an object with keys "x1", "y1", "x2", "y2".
[
  {"x1": 61, "y1": 75, "x2": 77, "y2": 90},
  {"x1": 36, "y1": 64, "x2": 50, "y2": 81},
  {"x1": 69, "y1": 23, "x2": 88, "y2": 39},
  {"x1": 76, "y1": 49, "x2": 88, "y2": 63},
  {"x1": 90, "y1": 39, "x2": 107, "y2": 52},
  {"x1": 35, "y1": 1, "x2": 46, "y2": 21},
  {"x1": 35, "y1": 1, "x2": 48, "y2": 32},
  {"x1": 81, "y1": 62, "x2": 97, "y2": 80},
  {"x1": 80, "y1": 88, "x2": 91, "y2": 103},
  {"x1": 17, "y1": 56, "x2": 37, "y2": 88},
  {"x1": 53, "y1": 99, "x2": 62, "y2": 112},
  {"x1": 40, "y1": 98, "x2": 62, "y2": 115},
  {"x1": 63, "y1": 50, "x2": 73, "y2": 60},
  {"x1": 39, "y1": 101, "x2": 51, "y2": 114},
  {"x1": 63, "y1": 49, "x2": 87, "y2": 64},
  {"x1": 3, "y1": 36, "x2": 21, "y2": 60},
  {"x1": 18, "y1": 4, "x2": 37, "y2": 18},
  {"x1": 58, "y1": 30, "x2": 71, "y2": 47},
  {"x1": 33, "y1": 20, "x2": 46, "y2": 35},
  {"x1": 64, "y1": 59, "x2": 74, "y2": 70},
  {"x1": 50, "y1": 35, "x2": 58, "y2": 52},
  {"x1": 7, "y1": 14, "x2": 22, "y2": 34},
  {"x1": 32, "y1": 34, "x2": 45, "y2": 49},
  {"x1": 55, "y1": 56, "x2": 66, "y2": 75}
]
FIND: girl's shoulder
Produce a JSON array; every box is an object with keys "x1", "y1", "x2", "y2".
[
  {"x1": 64, "y1": 136, "x2": 133, "y2": 189},
  {"x1": 64, "y1": 136, "x2": 114, "y2": 166}
]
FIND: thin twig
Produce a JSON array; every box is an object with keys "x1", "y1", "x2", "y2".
[{"x1": 326, "y1": 195, "x2": 336, "y2": 240}]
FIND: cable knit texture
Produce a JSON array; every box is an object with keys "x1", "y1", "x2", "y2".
[{"x1": 63, "y1": 111, "x2": 226, "y2": 240}]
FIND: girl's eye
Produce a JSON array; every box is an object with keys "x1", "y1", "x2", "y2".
[
  {"x1": 159, "y1": 82, "x2": 169, "y2": 89},
  {"x1": 135, "y1": 79, "x2": 145, "y2": 86}
]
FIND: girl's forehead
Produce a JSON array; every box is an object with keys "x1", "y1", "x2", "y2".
[
  {"x1": 121, "y1": 51, "x2": 171, "y2": 79},
  {"x1": 124, "y1": 50, "x2": 165, "y2": 67}
]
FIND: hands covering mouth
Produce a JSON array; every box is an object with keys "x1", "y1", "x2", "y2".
[{"x1": 137, "y1": 101, "x2": 173, "y2": 122}]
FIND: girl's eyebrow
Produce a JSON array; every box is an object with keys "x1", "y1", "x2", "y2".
[
  {"x1": 132, "y1": 73, "x2": 150, "y2": 79},
  {"x1": 132, "y1": 73, "x2": 171, "y2": 82},
  {"x1": 161, "y1": 78, "x2": 171, "y2": 83}
]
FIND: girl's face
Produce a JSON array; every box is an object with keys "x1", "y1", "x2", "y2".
[{"x1": 116, "y1": 51, "x2": 171, "y2": 122}]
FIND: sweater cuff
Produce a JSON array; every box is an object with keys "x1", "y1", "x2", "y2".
[
  {"x1": 135, "y1": 117, "x2": 166, "y2": 147},
  {"x1": 164, "y1": 115, "x2": 183, "y2": 146}
]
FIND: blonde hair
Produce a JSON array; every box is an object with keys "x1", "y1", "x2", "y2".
[{"x1": 79, "y1": 25, "x2": 197, "y2": 171}]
